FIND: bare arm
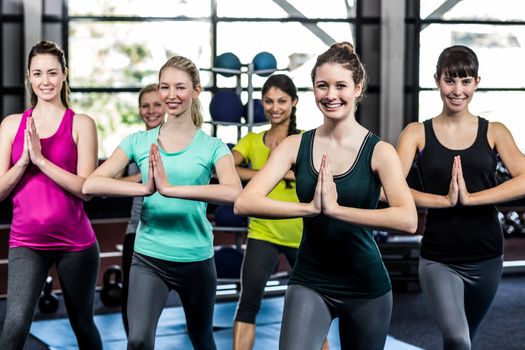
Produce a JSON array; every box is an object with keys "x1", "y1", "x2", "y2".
[
  {"x1": 232, "y1": 150, "x2": 258, "y2": 181},
  {"x1": 396, "y1": 122, "x2": 458, "y2": 208},
  {"x1": 151, "y1": 144, "x2": 242, "y2": 204},
  {"x1": 24, "y1": 115, "x2": 97, "y2": 201},
  {"x1": 82, "y1": 146, "x2": 154, "y2": 197},
  {"x1": 322, "y1": 143, "x2": 418, "y2": 233},
  {"x1": 458, "y1": 122, "x2": 525, "y2": 205},
  {"x1": 234, "y1": 134, "x2": 320, "y2": 218},
  {"x1": 0, "y1": 115, "x2": 30, "y2": 201}
]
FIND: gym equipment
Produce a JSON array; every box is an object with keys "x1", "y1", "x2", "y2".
[
  {"x1": 214, "y1": 52, "x2": 241, "y2": 77},
  {"x1": 100, "y1": 265, "x2": 123, "y2": 308},
  {"x1": 38, "y1": 276, "x2": 59, "y2": 314},
  {"x1": 214, "y1": 204, "x2": 245, "y2": 228},
  {"x1": 209, "y1": 91, "x2": 244, "y2": 123},
  {"x1": 243, "y1": 98, "x2": 266, "y2": 124},
  {"x1": 252, "y1": 51, "x2": 277, "y2": 76},
  {"x1": 373, "y1": 230, "x2": 389, "y2": 243}
]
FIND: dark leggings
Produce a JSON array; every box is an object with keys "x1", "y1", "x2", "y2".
[
  {"x1": 127, "y1": 253, "x2": 217, "y2": 350},
  {"x1": 121, "y1": 233, "x2": 136, "y2": 336},
  {"x1": 0, "y1": 243, "x2": 102, "y2": 350},
  {"x1": 234, "y1": 238, "x2": 298, "y2": 324},
  {"x1": 279, "y1": 284, "x2": 392, "y2": 350},
  {"x1": 418, "y1": 256, "x2": 503, "y2": 350}
]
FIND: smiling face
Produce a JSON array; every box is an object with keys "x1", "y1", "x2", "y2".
[
  {"x1": 313, "y1": 62, "x2": 363, "y2": 120},
  {"x1": 27, "y1": 54, "x2": 66, "y2": 104},
  {"x1": 158, "y1": 67, "x2": 201, "y2": 119},
  {"x1": 436, "y1": 73, "x2": 479, "y2": 114},
  {"x1": 139, "y1": 90, "x2": 165, "y2": 130},
  {"x1": 262, "y1": 87, "x2": 297, "y2": 126}
]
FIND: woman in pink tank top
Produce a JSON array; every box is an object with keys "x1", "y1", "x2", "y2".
[{"x1": 0, "y1": 41, "x2": 102, "y2": 350}]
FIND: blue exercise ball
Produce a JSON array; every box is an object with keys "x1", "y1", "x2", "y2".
[
  {"x1": 215, "y1": 52, "x2": 241, "y2": 77},
  {"x1": 209, "y1": 91, "x2": 243, "y2": 123},
  {"x1": 252, "y1": 51, "x2": 277, "y2": 76},
  {"x1": 243, "y1": 99, "x2": 266, "y2": 124}
]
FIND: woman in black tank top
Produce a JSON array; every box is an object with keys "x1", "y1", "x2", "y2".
[
  {"x1": 234, "y1": 42, "x2": 417, "y2": 350},
  {"x1": 396, "y1": 45, "x2": 525, "y2": 349}
]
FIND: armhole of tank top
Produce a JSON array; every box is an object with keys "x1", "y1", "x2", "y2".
[
  {"x1": 14, "y1": 110, "x2": 31, "y2": 141},
  {"x1": 294, "y1": 129, "x2": 310, "y2": 172},
  {"x1": 477, "y1": 116, "x2": 493, "y2": 151}
]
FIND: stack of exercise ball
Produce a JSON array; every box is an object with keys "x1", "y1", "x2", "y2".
[
  {"x1": 252, "y1": 51, "x2": 277, "y2": 76},
  {"x1": 209, "y1": 90, "x2": 244, "y2": 123},
  {"x1": 214, "y1": 52, "x2": 241, "y2": 77},
  {"x1": 214, "y1": 204, "x2": 246, "y2": 228}
]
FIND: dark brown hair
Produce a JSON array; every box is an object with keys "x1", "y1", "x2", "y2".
[{"x1": 435, "y1": 45, "x2": 479, "y2": 79}]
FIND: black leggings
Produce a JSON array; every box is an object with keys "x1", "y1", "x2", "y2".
[
  {"x1": 127, "y1": 253, "x2": 217, "y2": 350},
  {"x1": 279, "y1": 284, "x2": 392, "y2": 350},
  {"x1": 234, "y1": 238, "x2": 298, "y2": 324},
  {"x1": 121, "y1": 233, "x2": 136, "y2": 336},
  {"x1": 0, "y1": 243, "x2": 102, "y2": 350}
]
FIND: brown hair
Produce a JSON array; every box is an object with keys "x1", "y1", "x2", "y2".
[
  {"x1": 158, "y1": 56, "x2": 203, "y2": 128},
  {"x1": 26, "y1": 40, "x2": 70, "y2": 108},
  {"x1": 311, "y1": 41, "x2": 367, "y2": 103},
  {"x1": 435, "y1": 45, "x2": 479, "y2": 80}
]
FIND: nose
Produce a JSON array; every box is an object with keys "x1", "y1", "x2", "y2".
[
  {"x1": 452, "y1": 82, "x2": 462, "y2": 95},
  {"x1": 326, "y1": 86, "x2": 337, "y2": 99}
]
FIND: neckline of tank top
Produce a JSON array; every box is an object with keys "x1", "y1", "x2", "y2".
[
  {"x1": 26, "y1": 108, "x2": 70, "y2": 141},
  {"x1": 308, "y1": 129, "x2": 372, "y2": 179},
  {"x1": 429, "y1": 116, "x2": 481, "y2": 152}
]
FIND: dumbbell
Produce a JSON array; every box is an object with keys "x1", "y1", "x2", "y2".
[
  {"x1": 504, "y1": 211, "x2": 525, "y2": 237},
  {"x1": 38, "y1": 276, "x2": 59, "y2": 314},
  {"x1": 100, "y1": 265, "x2": 123, "y2": 308}
]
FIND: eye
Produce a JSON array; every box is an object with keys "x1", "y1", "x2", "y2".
[
  {"x1": 336, "y1": 83, "x2": 347, "y2": 89},
  {"x1": 315, "y1": 83, "x2": 327, "y2": 89}
]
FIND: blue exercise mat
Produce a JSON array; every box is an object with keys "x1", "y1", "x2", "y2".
[{"x1": 30, "y1": 297, "x2": 423, "y2": 350}]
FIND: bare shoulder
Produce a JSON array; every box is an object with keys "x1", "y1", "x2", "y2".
[
  {"x1": 401, "y1": 121, "x2": 424, "y2": 138},
  {"x1": 372, "y1": 140, "x2": 400, "y2": 171},
  {"x1": 72, "y1": 113, "x2": 97, "y2": 133},
  {"x1": 0, "y1": 113, "x2": 23, "y2": 138}
]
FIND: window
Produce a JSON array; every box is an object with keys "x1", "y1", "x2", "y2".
[{"x1": 66, "y1": 0, "x2": 357, "y2": 157}]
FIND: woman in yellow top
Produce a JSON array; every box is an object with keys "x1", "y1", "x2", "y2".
[{"x1": 232, "y1": 74, "x2": 328, "y2": 350}]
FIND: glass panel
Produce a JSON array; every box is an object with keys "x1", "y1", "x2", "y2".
[
  {"x1": 419, "y1": 91, "x2": 525, "y2": 152},
  {"x1": 217, "y1": 0, "x2": 355, "y2": 19},
  {"x1": 68, "y1": 21, "x2": 212, "y2": 88},
  {"x1": 68, "y1": 0, "x2": 211, "y2": 17},
  {"x1": 421, "y1": 0, "x2": 525, "y2": 21},
  {"x1": 420, "y1": 24, "x2": 525, "y2": 88},
  {"x1": 216, "y1": 22, "x2": 354, "y2": 88}
]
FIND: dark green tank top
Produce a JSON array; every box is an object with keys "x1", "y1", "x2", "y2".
[{"x1": 289, "y1": 129, "x2": 391, "y2": 298}]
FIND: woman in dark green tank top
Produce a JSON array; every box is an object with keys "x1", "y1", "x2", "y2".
[{"x1": 234, "y1": 42, "x2": 417, "y2": 350}]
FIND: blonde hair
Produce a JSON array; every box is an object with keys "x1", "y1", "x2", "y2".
[{"x1": 158, "y1": 56, "x2": 203, "y2": 128}]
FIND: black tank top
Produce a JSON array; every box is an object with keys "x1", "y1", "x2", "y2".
[
  {"x1": 416, "y1": 117, "x2": 503, "y2": 263},
  {"x1": 289, "y1": 129, "x2": 391, "y2": 298}
]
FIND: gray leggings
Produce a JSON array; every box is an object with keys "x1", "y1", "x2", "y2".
[
  {"x1": 127, "y1": 253, "x2": 217, "y2": 350},
  {"x1": 418, "y1": 256, "x2": 503, "y2": 350},
  {"x1": 279, "y1": 284, "x2": 392, "y2": 350},
  {"x1": 0, "y1": 244, "x2": 102, "y2": 350}
]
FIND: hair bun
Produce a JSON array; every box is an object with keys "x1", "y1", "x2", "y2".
[{"x1": 331, "y1": 41, "x2": 354, "y2": 53}]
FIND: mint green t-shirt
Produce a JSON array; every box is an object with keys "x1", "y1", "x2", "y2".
[{"x1": 119, "y1": 127, "x2": 231, "y2": 262}]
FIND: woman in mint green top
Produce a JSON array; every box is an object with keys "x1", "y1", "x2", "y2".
[
  {"x1": 234, "y1": 43, "x2": 417, "y2": 350},
  {"x1": 83, "y1": 55, "x2": 242, "y2": 350}
]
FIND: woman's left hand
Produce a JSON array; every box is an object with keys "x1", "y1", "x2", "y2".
[
  {"x1": 150, "y1": 144, "x2": 171, "y2": 194},
  {"x1": 456, "y1": 155, "x2": 471, "y2": 205},
  {"x1": 321, "y1": 155, "x2": 339, "y2": 216},
  {"x1": 26, "y1": 117, "x2": 45, "y2": 166}
]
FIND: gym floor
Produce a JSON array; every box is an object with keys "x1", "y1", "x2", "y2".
[{"x1": 0, "y1": 274, "x2": 524, "y2": 350}]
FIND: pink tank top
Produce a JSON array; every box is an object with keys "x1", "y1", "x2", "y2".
[{"x1": 9, "y1": 108, "x2": 96, "y2": 251}]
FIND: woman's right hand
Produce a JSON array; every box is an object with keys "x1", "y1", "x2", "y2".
[
  {"x1": 308, "y1": 155, "x2": 324, "y2": 216},
  {"x1": 445, "y1": 156, "x2": 459, "y2": 207},
  {"x1": 143, "y1": 145, "x2": 156, "y2": 195},
  {"x1": 16, "y1": 128, "x2": 31, "y2": 167}
]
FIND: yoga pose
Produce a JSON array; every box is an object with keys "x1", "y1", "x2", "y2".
[
  {"x1": 396, "y1": 45, "x2": 525, "y2": 350},
  {"x1": 234, "y1": 42, "x2": 417, "y2": 350},
  {"x1": 0, "y1": 40, "x2": 102, "y2": 350},
  {"x1": 83, "y1": 55, "x2": 242, "y2": 350}
]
